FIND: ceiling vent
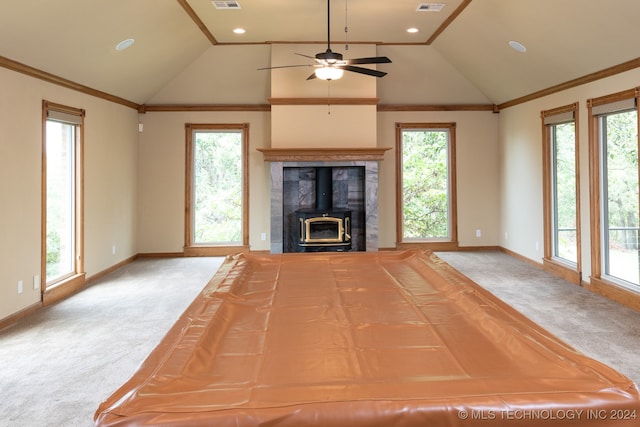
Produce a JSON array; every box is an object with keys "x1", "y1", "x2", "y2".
[
  {"x1": 212, "y1": 1, "x2": 241, "y2": 9},
  {"x1": 417, "y1": 3, "x2": 445, "y2": 12}
]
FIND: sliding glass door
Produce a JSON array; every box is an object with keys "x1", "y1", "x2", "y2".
[{"x1": 599, "y1": 109, "x2": 639, "y2": 286}]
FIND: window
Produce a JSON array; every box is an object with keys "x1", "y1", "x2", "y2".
[
  {"x1": 185, "y1": 123, "x2": 249, "y2": 255},
  {"x1": 589, "y1": 91, "x2": 639, "y2": 291},
  {"x1": 42, "y1": 101, "x2": 84, "y2": 294},
  {"x1": 396, "y1": 123, "x2": 457, "y2": 248},
  {"x1": 542, "y1": 103, "x2": 581, "y2": 283}
]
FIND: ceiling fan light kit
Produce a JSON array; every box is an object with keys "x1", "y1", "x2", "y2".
[{"x1": 314, "y1": 66, "x2": 344, "y2": 80}]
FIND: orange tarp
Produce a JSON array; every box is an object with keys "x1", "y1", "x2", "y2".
[{"x1": 95, "y1": 250, "x2": 639, "y2": 426}]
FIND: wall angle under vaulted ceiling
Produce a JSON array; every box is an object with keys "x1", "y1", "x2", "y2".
[
  {"x1": 268, "y1": 44, "x2": 380, "y2": 149},
  {"x1": 144, "y1": 44, "x2": 272, "y2": 105}
]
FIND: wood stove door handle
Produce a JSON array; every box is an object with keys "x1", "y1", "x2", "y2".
[
  {"x1": 344, "y1": 217, "x2": 351, "y2": 240},
  {"x1": 299, "y1": 218, "x2": 304, "y2": 242}
]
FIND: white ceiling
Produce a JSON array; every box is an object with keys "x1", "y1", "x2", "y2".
[{"x1": 1, "y1": 0, "x2": 639, "y2": 105}]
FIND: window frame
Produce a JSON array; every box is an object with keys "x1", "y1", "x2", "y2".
[
  {"x1": 41, "y1": 100, "x2": 85, "y2": 304},
  {"x1": 395, "y1": 122, "x2": 458, "y2": 250},
  {"x1": 184, "y1": 123, "x2": 249, "y2": 256},
  {"x1": 541, "y1": 103, "x2": 582, "y2": 284},
  {"x1": 588, "y1": 88, "x2": 640, "y2": 295}
]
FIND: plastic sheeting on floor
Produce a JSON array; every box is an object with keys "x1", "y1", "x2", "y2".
[{"x1": 95, "y1": 250, "x2": 640, "y2": 426}]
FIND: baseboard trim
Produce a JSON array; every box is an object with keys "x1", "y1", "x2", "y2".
[
  {"x1": 498, "y1": 246, "x2": 544, "y2": 268},
  {"x1": 4, "y1": 246, "x2": 637, "y2": 330},
  {"x1": 455, "y1": 245, "x2": 502, "y2": 252},
  {"x1": 248, "y1": 250, "x2": 271, "y2": 255},
  {"x1": 137, "y1": 252, "x2": 185, "y2": 258},
  {"x1": 498, "y1": 247, "x2": 639, "y2": 313},
  {"x1": 380, "y1": 245, "x2": 502, "y2": 252},
  {"x1": 0, "y1": 302, "x2": 42, "y2": 332},
  {"x1": 2, "y1": 255, "x2": 139, "y2": 329},
  {"x1": 86, "y1": 255, "x2": 139, "y2": 285}
]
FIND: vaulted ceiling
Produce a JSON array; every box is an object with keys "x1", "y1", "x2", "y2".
[{"x1": 1, "y1": 0, "x2": 639, "y2": 106}]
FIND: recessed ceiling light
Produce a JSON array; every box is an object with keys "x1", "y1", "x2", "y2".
[
  {"x1": 407, "y1": 28, "x2": 419, "y2": 33},
  {"x1": 509, "y1": 40, "x2": 527, "y2": 53},
  {"x1": 233, "y1": 28, "x2": 246, "y2": 34},
  {"x1": 115, "y1": 38, "x2": 135, "y2": 51}
]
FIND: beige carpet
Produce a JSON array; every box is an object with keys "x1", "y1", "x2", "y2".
[
  {"x1": 0, "y1": 251, "x2": 638, "y2": 427},
  {"x1": 0, "y1": 256, "x2": 224, "y2": 427},
  {"x1": 436, "y1": 250, "x2": 640, "y2": 387}
]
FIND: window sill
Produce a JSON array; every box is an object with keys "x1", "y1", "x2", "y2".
[
  {"x1": 397, "y1": 241, "x2": 459, "y2": 251},
  {"x1": 586, "y1": 276, "x2": 640, "y2": 312},
  {"x1": 184, "y1": 245, "x2": 249, "y2": 257},
  {"x1": 43, "y1": 273, "x2": 86, "y2": 306},
  {"x1": 542, "y1": 257, "x2": 580, "y2": 285}
]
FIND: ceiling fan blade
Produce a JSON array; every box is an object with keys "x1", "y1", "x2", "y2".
[
  {"x1": 345, "y1": 56, "x2": 392, "y2": 65},
  {"x1": 257, "y1": 0, "x2": 392, "y2": 80},
  {"x1": 340, "y1": 65, "x2": 388, "y2": 78},
  {"x1": 295, "y1": 53, "x2": 316, "y2": 60},
  {"x1": 257, "y1": 64, "x2": 312, "y2": 70}
]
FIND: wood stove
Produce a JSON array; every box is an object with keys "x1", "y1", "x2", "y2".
[
  {"x1": 295, "y1": 167, "x2": 352, "y2": 252},
  {"x1": 296, "y1": 209, "x2": 351, "y2": 251}
]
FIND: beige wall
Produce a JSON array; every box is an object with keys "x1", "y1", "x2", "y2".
[
  {"x1": 497, "y1": 67, "x2": 640, "y2": 280},
  {"x1": 271, "y1": 105, "x2": 378, "y2": 148},
  {"x1": 136, "y1": 109, "x2": 501, "y2": 253},
  {"x1": 269, "y1": 44, "x2": 378, "y2": 148},
  {"x1": 135, "y1": 44, "x2": 502, "y2": 254},
  {"x1": 4, "y1": 39, "x2": 640, "y2": 322},
  {"x1": 377, "y1": 111, "x2": 501, "y2": 249},
  {"x1": 0, "y1": 67, "x2": 139, "y2": 321},
  {"x1": 136, "y1": 111, "x2": 272, "y2": 253},
  {"x1": 0, "y1": 42, "x2": 513, "y2": 322}
]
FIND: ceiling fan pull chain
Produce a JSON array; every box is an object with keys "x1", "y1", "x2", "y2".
[
  {"x1": 327, "y1": 81, "x2": 332, "y2": 115},
  {"x1": 344, "y1": 0, "x2": 349, "y2": 50}
]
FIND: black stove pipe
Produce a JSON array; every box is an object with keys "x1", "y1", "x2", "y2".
[{"x1": 315, "y1": 167, "x2": 333, "y2": 211}]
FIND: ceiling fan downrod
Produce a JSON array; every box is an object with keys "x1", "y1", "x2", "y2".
[{"x1": 316, "y1": 0, "x2": 343, "y2": 63}]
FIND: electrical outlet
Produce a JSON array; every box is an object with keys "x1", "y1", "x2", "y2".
[
  {"x1": 18, "y1": 280, "x2": 23, "y2": 294},
  {"x1": 112, "y1": 245, "x2": 116, "y2": 255},
  {"x1": 475, "y1": 229, "x2": 481, "y2": 238},
  {"x1": 33, "y1": 274, "x2": 40, "y2": 290},
  {"x1": 261, "y1": 232, "x2": 267, "y2": 241}
]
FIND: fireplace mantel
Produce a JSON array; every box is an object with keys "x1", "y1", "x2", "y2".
[{"x1": 258, "y1": 148, "x2": 390, "y2": 162}]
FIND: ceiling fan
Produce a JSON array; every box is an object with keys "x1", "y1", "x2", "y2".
[{"x1": 258, "y1": 0, "x2": 391, "y2": 81}]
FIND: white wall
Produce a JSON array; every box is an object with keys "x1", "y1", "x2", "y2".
[{"x1": 0, "y1": 67, "x2": 139, "y2": 321}]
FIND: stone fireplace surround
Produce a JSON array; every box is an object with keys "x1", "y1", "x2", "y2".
[{"x1": 258, "y1": 148, "x2": 389, "y2": 254}]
